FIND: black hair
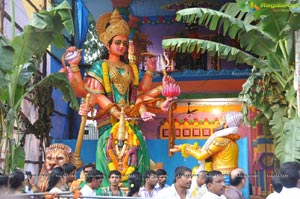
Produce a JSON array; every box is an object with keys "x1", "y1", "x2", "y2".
[
  {"x1": 230, "y1": 170, "x2": 245, "y2": 186},
  {"x1": 82, "y1": 163, "x2": 95, "y2": 171},
  {"x1": 174, "y1": 166, "x2": 192, "y2": 183},
  {"x1": 127, "y1": 171, "x2": 142, "y2": 197},
  {"x1": 143, "y1": 170, "x2": 157, "y2": 183},
  {"x1": 271, "y1": 175, "x2": 283, "y2": 193},
  {"x1": 206, "y1": 170, "x2": 223, "y2": 185},
  {"x1": 62, "y1": 162, "x2": 76, "y2": 175},
  {"x1": 143, "y1": 170, "x2": 157, "y2": 179},
  {"x1": 108, "y1": 170, "x2": 121, "y2": 178},
  {"x1": 156, "y1": 169, "x2": 167, "y2": 176},
  {"x1": 279, "y1": 161, "x2": 300, "y2": 188},
  {"x1": 8, "y1": 169, "x2": 24, "y2": 190},
  {"x1": 47, "y1": 167, "x2": 65, "y2": 192},
  {"x1": 85, "y1": 169, "x2": 103, "y2": 183},
  {"x1": 0, "y1": 174, "x2": 8, "y2": 188}
]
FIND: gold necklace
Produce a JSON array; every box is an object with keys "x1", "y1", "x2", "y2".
[
  {"x1": 105, "y1": 60, "x2": 132, "y2": 95},
  {"x1": 105, "y1": 59, "x2": 127, "y2": 69}
]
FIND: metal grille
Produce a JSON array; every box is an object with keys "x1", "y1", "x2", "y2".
[{"x1": 83, "y1": 120, "x2": 98, "y2": 140}]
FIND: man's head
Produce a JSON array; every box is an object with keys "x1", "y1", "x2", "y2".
[
  {"x1": 229, "y1": 168, "x2": 246, "y2": 189},
  {"x1": 206, "y1": 170, "x2": 226, "y2": 196},
  {"x1": 279, "y1": 161, "x2": 300, "y2": 188},
  {"x1": 143, "y1": 170, "x2": 158, "y2": 187},
  {"x1": 196, "y1": 170, "x2": 207, "y2": 187},
  {"x1": 62, "y1": 162, "x2": 77, "y2": 184},
  {"x1": 82, "y1": 163, "x2": 95, "y2": 179},
  {"x1": 156, "y1": 169, "x2": 168, "y2": 187},
  {"x1": 271, "y1": 175, "x2": 283, "y2": 193},
  {"x1": 174, "y1": 166, "x2": 192, "y2": 190},
  {"x1": 108, "y1": 170, "x2": 121, "y2": 186},
  {"x1": 85, "y1": 169, "x2": 104, "y2": 190}
]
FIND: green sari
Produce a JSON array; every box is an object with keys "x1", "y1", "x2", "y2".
[{"x1": 86, "y1": 60, "x2": 150, "y2": 188}]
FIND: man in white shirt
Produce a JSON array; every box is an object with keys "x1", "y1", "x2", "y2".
[
  {"x1": 190, "y1": 170, "x2": 207, "y2": 199},
  {"x1": 266, "y1": 175, "x2": 282, "y2": 199},
  {"x1": 139, "y1": 170, "x2": 159, "y2": 198},
  {"x1": 80, "y1": 169, "x2": 103, "y2": 198},
  {"x1": 279, "y1": 161, "x2": 300, "y2": 199},
  {"x1": 155, "y1": 166, "x2": 193, "y2": 199},
  {"x1": 202, "y1": 170, "x2": 226, "y2": 199},
  {"x1": 155, "y1": 169, "x2": 170, "y2": 191}
]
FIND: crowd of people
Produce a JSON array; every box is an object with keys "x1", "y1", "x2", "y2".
[{"x1": 0, "y1": 161, "x2": 300, "y2": 198}]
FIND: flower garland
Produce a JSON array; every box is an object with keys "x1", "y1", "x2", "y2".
[
  {"x1": 107, "y1": 121, "x2": 140, "y2": 176},
  {"x1": 130, "y1": 62, "x2": 139, "y2": 86},
  {"x1": 181, "y1": 142, "x2": 200, "y2": 159},
  {"x1": 102, "y1": 61, "x2": 112, "y2": 93}
]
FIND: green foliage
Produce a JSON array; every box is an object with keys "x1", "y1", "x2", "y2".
[
  {"x1": 281, "y1": 118, "x2": 300, "y2": 162},
  {"x1": 162, "y1": 1, "x2": 300, "y2": 163},
  {"x1": 163, "y1": 38, "x2": 268, "y2": 68},
  {"x1": 0, "y1": 0, "x2": 78, "y2": 173}
]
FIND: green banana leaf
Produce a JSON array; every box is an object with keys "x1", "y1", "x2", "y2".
[
  {"x1": 280, "y1": 118, "x2": 300, "y2": 162},
  {"x1": 0, "y1": 0, "x2": 77, "y2": 173},
  {"x1": 163, "y1": 1, "x2": 300, "y2": 164},
  {"x1": 162, "y1": 38, "x2": 268, "y2": 68},
  {"x1": 175, "y1": 7, "x2": 275, "y2": 57}
]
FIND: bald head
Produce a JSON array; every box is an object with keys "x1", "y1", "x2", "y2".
[{"x1": 230, "y1": 168, "x2": 245, "y2": 187}]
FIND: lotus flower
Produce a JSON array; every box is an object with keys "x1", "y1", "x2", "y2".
[{"x1": 162, "y1": 83, "x2": 181, "y2": 97}]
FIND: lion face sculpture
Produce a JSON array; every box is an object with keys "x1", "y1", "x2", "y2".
[{"x1": 37, "y1": 143, "x2": 75, "y2": 192}]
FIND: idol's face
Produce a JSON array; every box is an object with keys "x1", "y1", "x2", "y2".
[{"x1": 109, "y1": 35, "x2": 128, "y2": 57}]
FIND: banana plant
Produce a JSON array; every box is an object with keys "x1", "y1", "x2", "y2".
[
  {"x1": 0, "y1": 0, "x2": 78, "y2": 173},
  {"x1": 162, "y1": 0, "x2": 300, "y2": 163}
]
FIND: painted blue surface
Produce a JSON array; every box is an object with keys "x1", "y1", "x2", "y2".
[{"x1": 52, "y1": 137, "x2": 249, "y2": 199}]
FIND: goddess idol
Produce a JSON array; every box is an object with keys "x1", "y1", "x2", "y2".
[{"x1": 60, "y1": 9, "x2": 180, "y2": 186}]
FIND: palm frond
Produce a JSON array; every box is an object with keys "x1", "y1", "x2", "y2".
[
  {"x1": 220, "y1": 2, "x2": 255, "y2": 23},
  {"x1": 175, "y1": 7, "x2": 275, "y2": 57},
  {"x1": 162, "y1": 38, "x2": 267, "y2": 68}
]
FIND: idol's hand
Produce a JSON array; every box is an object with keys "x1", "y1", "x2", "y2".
[
  {"x1": 78, "y1": 101, "x2": 92, "y2": 116},
  {"x1": 65, "y1": 46, "x2": 82, "y2": 65},
  {"x1": 170, "y1": 145, "x2": 182, "y2": 153},
  {"x1": 162, "y1": 75, "x2": 175, "y2": 87},
  {"x1": 146, "y1": 56, "x2": 157, "y2": 72},
  {"x1": 161, "y1": 97, "x2": 177, "y2": 111},
  {"x1": 140, "y1": 111, "x2": 156, "y2": 121}
]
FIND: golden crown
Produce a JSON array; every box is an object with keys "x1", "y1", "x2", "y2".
[{"x1": 96, "y1": 9, "x2": 130, "y2": 43}]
